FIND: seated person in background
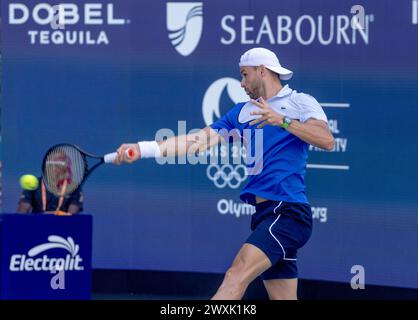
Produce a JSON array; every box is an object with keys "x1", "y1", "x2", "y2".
[{"x1": 17, "y1": 177, "x2": 83, "y2": 214}]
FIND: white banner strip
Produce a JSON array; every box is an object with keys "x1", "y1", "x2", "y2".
[
  {"x1": 320, "y1": 103, "x2": 351, "y2": 108},
  {"x1": 307, "y1": 164, "x2": 350, "y2": 170}
]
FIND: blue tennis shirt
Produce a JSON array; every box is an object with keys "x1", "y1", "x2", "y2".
[{"x1": 210, "y1": 85, "x2": 328, "y2": 205}]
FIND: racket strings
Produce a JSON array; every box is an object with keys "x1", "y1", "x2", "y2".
[{"x1": 43, "y1": 145, "x2": 86, "y2": 196}]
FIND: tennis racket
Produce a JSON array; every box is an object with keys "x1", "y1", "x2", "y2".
[{"x1": 41, "y1": 143, "x2": 133, "y2": 197}]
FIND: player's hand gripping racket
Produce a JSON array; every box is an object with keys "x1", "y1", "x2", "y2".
[{"x1": 42, "y1": 143, "x2": 133, "y2": 198}]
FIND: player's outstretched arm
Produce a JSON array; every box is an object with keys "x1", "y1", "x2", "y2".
[{"x1": 115, "y1": 126, "x2": 222, "y2": 164}]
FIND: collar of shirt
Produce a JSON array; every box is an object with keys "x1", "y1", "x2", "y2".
[
  {"x1": 269, "y1": 84, "x2": 293, "y2": 100},
  {"x1": 238, "y1": 85, "x2": 293, "y2": 124}
]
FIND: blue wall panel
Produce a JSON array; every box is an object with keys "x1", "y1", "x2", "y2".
[{"x1": 2, "y1": 0, "x2": 418, "y2": 289}]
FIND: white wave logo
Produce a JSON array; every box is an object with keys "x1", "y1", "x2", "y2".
[
  {"x1": 167, "y1": 2, "x2": 203, "y2": 56},
  {"x1": 202, "y1": 78, "x2": 248, "y2": 126},
  {"x1": 9, "y1": 235, "x2": 84, "y2": 272},
  {"x1": 28, "y1": 235, "x2": 79, "y2": 257}
]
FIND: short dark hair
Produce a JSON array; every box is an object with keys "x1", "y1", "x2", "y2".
[{"x1": 255, "y1": 66, "x2": 280, "y2": 79}]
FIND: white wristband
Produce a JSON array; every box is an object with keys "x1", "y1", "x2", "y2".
[{"x1": 138, "y1": 141, "x2": 161, "y2": 158}]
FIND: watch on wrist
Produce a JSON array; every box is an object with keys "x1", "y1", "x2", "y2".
[{"x1": 281, "y1": 116, "x2": 292, "y2": 129}]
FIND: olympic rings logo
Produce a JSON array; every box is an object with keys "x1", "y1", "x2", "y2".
[{"x1": 206, "y1": 164, "x2": 247, "y2": 189}]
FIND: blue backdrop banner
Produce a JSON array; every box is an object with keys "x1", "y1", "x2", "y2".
[{"x1": 1, "y1": 0, "x2": 418, "y2": 289}]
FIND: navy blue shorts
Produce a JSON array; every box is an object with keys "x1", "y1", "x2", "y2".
[{"x1": 245, "y1": 200, "x2": 312, "y2": 280}]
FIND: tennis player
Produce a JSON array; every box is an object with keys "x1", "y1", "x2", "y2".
[{"x1": 114, "y1": 47, "x2": 335, "y2": 300}]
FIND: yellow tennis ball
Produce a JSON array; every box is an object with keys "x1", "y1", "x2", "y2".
[{"x1": 19, "y1": 174, "x2": 39, "y2": 191}]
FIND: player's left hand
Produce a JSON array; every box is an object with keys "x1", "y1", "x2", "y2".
[{"x1": 249, "y1": 97, "x2": 284, "y2": 128}]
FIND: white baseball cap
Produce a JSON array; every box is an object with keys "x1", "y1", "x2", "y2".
[{"x1": 239, "y1": 47, "x2": 293, "y2": 80}]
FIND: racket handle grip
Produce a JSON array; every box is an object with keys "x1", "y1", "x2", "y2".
[
  {"x1": 104, "y1": 152, "x2": 118, "y2": 163},
  {"x1": 104, "y1": 148, "x2": 134, "y2": 164}
]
